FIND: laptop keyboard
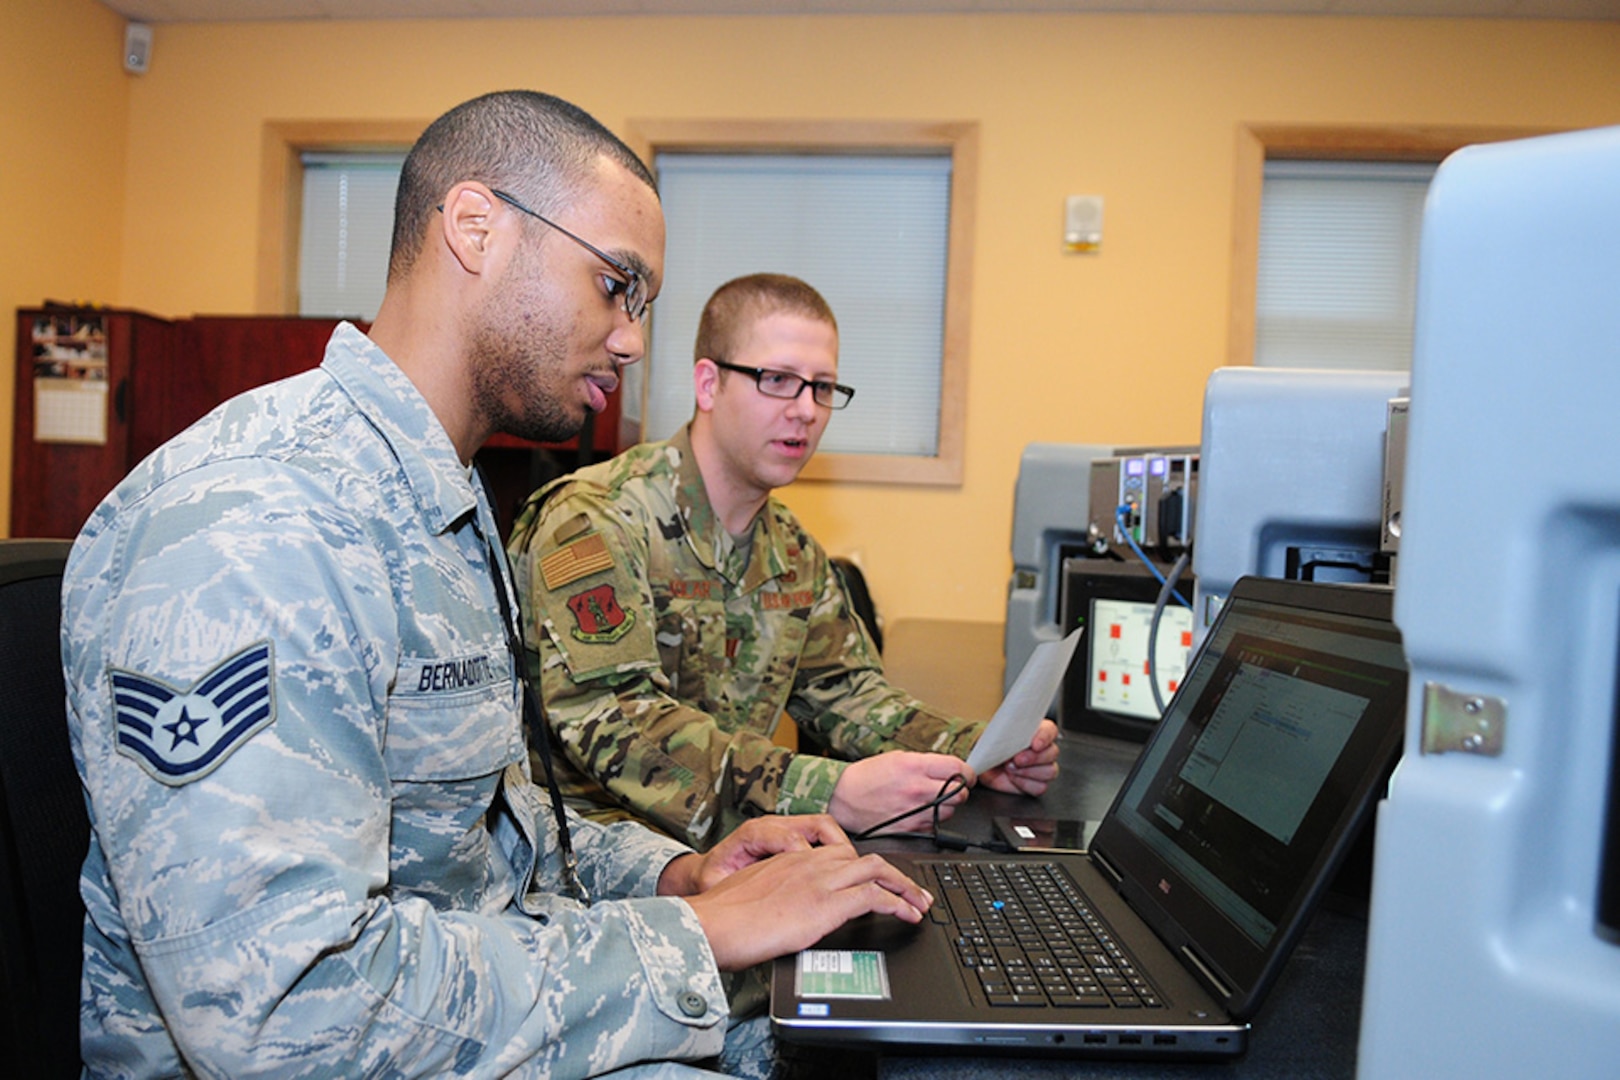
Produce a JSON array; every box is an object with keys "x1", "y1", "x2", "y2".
[{"x1": 932, "y1": 860, "x2": 1164, "y2": 1009}]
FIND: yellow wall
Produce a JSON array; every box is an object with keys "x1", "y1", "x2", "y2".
[
  {"x1": 0, "y1": 0, "x2": 130, "y2": 531},
  {"x1": 9, "y1": 11, "x2": 1620, "y2": 623}
]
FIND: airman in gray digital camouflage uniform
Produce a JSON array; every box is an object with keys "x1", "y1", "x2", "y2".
[
  {"x1": 63, "y1": 93, "x2": 930, "y2": 1080},
  {"x1": 509, "y1": 274, "x2": 1060, "y2": 853}
]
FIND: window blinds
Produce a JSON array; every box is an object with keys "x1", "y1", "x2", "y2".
[
  {"x1": 640, "y1": 152, "x2": 953, "y2": 456},
  {"x1": 298, "y1": 152, "x2": 405, "y2": 321},
  {"x1": 1256, "y1": 160, "x2": 1436, "y2": 371}
]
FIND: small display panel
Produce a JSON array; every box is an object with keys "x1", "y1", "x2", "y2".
[
  {"x1": 1086, "y1": 597, "x2": 1196, "y2": 723},
  {"x1": 1059, "y1": 560, "x2": 1196, "y2": 742}
]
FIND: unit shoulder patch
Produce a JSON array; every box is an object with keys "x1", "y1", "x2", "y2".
[
  {"x1": 110, "y1": 641, "x2": 276, "y2": 786},
  {"x1": 567, "y1": 583, "x2": 636, "y2": 644}
]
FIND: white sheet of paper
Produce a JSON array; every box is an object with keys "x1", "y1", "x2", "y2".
[{"x1": 965, "y1": 626, "x2": 1082, "y2": 774}]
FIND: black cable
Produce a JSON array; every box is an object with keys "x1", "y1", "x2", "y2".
[
  {"x1": 851, "y1": 774, "x2": 1019, "y2": 852},
  {"x1": 1115, "y1": 506, "x2": 1191, "y2": 609},
  {"x1": 475, "y1": 466, "x2": 589, "y2": 905},
  {"x1": 932, "y1": 828, "x2": 1015, "y2": 853},
  {"x1": 1148, "y1": 551, "x2": 1192, "y2": 717},
  {"x1": 852, "y1": 774, "x2": 971, "y2": 842}
]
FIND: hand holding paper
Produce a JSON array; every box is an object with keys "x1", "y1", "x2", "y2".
[{"x1": 965, "y1": 627, "x2": 1082, "y2": 774}]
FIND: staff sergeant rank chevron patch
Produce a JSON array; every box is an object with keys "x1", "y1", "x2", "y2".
[{"x1": 110, "y1": 641, "x2": 276, "y2": 786}]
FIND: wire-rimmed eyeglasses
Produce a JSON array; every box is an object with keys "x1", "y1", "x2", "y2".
[
  {"x1": 489, "y1": 188, "x2": 651, "y2": 324},
  {"x1": 711, "y1": 360, "x2": 855, "y2": 410}
]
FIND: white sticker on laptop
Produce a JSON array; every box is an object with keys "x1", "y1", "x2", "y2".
[{"x1": 794, "y1": 949, "x2": 891, "y2": 1000}]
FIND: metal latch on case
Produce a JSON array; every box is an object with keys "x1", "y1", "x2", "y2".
[{"x1": 1420, "y1": 682, "x2": 1506, "y2": 756}]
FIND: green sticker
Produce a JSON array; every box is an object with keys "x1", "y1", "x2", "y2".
[{"x1": 794, "y1": 950, "x2": 891, "y2": 1000}]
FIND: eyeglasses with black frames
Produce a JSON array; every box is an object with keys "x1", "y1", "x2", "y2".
[
  {"x1": 489, "y1": 188, "x2": 651, "y2": 324},
  {"x1": 711, "y1": 360, "x2": 856, "y2": 410}
]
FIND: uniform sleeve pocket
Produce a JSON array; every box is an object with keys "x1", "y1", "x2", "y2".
[{"x1": 541, "y1": 581, "x2": 660, "y2": 684}]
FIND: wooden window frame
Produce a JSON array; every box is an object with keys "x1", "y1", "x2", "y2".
[
  {"x1": 624, "y1": 119, "x2": 978, "y2": 486},
  {"x1": 257, "y1": 118, "x2": 977, "y2": 487},
  {"x1": 1227, "y1": 124, "x2": 1556, "y2": 369},
  {"x1": 256, "y1": 120, "x2": 424, "y2": 314}
]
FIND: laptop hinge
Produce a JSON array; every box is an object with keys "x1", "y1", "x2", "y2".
[
  {"x1": 1180, "y1": 945, "x2": 1235, "y2": 1001},
  {"x1": 1092, "y1": 849, "x2": 1123, "y2": 884}
]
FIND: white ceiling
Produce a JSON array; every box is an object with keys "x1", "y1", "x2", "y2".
[{"x1": 92, "y1": 0, "x2": 1620, "y2": 25}]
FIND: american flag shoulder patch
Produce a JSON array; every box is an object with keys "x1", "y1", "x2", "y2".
[
  {"x1": 540, "y1": 531, "x2": 614, "y2": 590},
  {"x1": 110, "y1": 640, "x2": 276, "y2": 786}
]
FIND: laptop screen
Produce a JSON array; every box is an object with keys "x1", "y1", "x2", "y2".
[{"x1": 1090, "y1": 577, "x2": 1407, "y2": 1016}]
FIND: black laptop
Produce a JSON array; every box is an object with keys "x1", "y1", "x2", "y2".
[{"x1": 770, "y1": 575, "x2": 1406, "y2": 1059}]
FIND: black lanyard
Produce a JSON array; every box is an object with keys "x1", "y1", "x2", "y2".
[{"x1": 475, "y1": 468, "x2": 589, "y2": 905}]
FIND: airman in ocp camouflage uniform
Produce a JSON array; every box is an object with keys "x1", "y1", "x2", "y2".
[
  {"x1": 511, "y1": 274, "x2": 1060, "y2": 853},
  {"x1": 510, "y1": 425, "x2": 986, "y2": 851}
]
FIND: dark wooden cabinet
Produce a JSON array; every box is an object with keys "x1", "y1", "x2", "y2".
[
  {"x1": 12, "y1": 309, "x2": 623, "y2": 541},
  {"x1": 12, "y1": 308, "x2": 174, "y2": 539},
  {"x1": 140, "y1": 316, "x2": 340, "y2": 464}
]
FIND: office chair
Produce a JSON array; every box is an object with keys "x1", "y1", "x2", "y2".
[
  {"x1": 831, "y1": 557, "x2": 883, "y2": 655},
  {"x1": 0, "y1": 539, "x2": 86, "y2": 1077}
]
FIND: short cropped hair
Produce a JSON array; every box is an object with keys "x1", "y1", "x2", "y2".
[
  {"x1": 388, "y1": 89, "x2": 657, "y2": 281},
  {"x1": 693, "y1": 273, "x2": 839, "y2": 365}
]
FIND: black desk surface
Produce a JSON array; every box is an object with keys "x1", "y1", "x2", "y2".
[{"x1": 847, "y1": 621, "x2": 1368, "y2": 1080}]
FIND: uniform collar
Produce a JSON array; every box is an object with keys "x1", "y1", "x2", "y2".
[
  {"x1": 320, "y1": 322, "x2": 480, "y2": 536},
  {"x1": 669, "y1": 424, "x2": 789, "y2": 593}
]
